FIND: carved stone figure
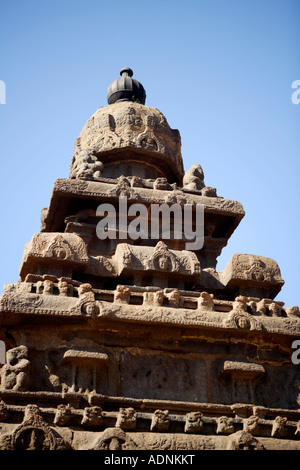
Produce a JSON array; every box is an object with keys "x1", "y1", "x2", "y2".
[
  {"x1": 54, "y1": 404, "x2": 74, "y2": 426},
  {"x1": 114, "y1": 285, "x2": 130, "y2": 304},
  {"x1": 256, "y1": 299, "x2": 268, "y2": 316},
  {"x1": 198, "y1": 291, "x2": 214, "y2": 311},
  {"x1": 147, "y1": 241, "x2": 180, "y2": 272},
  {"x1": 58, "y1": 279, "x2": 69, "y2": 296},
  {"x1": 1, "y1": 346, "x2": 30, "y2": 391},
  {"x1": 70, "y1": 149, "x2": 104, "y2": 181},
  {"x1": 184, "y1": 412, "x2": 204, "y2": 433},
  {"x1": 227, "y1": 431, "x2": 265, "y2": 450},
  {"x1": 92, "y1": 427, "x2": 138, "y2": 450},
  {"x1": 115, "y1": 407, "x2": 136, "y2": 430},
  {"x1": 81, "y1": 406, "x2": 103, "y2": 427},
  {"x1": 225, "y1": 300, "x2": 261, "y2": 331},
  {"x1": 165, "y1": 289, "x2": 182, "y2": 307},
  {"x1": 269, "y1": 302, "x2": 283, "y2": 317},
  {"x1": 183, "y1": 164, "x2": 205, "y2": 191},
  {"x1": 76, "y1": 283, "x2": 99, "y2": 315},
  {"x1": 150, "y1": 410, "x2": 169, "y2": 432},
  {"x1": 8, "y1": 405, "x2": 66, "y2": 450},
  {"x1": 243, "y1": 415, "x2": 259, "y2": 435},
  {"x1": 271, "y1": 416, "x2": 288, "y2": 438},
  {"x1": 153, "y1": 177, "x2": 172, "y2": 190},
  {"x1": 143, "y1": 290, "x2": 164, "y2": 306},
  {"x1": 109, "y1": 176, "x2": 140, "y2": 199},
  {"x1": 286, "y1": 305, "x2": 300, "y2": 318},
  {"x1": 216, "y1": 416, "x2": 234, "y2": 435}
]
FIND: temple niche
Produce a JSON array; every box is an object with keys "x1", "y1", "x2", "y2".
[{"x1": 0, "y1": 68, "x2": 299, "y2": 451}]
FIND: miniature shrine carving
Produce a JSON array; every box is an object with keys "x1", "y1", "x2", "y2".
[{"x1": 0, "y1": 67, "x2": 298, "y2": 450}]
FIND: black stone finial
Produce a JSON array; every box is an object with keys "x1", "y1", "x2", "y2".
[
  {"x1": 107, "y1": 68, "x2": 146, "y2": 105},
  {"x1": 120, "y1": 67, "x2": 133, "y2": 78}
]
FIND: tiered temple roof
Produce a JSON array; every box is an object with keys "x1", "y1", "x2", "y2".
[{"x1": 0, "y1": 69, "x2": 299, "y2": 450}]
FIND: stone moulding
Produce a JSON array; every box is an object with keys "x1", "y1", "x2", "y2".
[
  {"x1": 1, "y1": 283, "x2": 300, "y2": 337},
  {"x1": 50, "y1": 178, "x2": 246, "y2": 212},
  {"x1": 0, "y1": 395, "x2": 300, "y2": 449},
  {"x1": 62, "y1": 349, "x2": 109, "y2": 363},
  {"x1": 222, "y1": 360, "x2": 266, "y2": 378},
  {"x1": 42, "y1": 178, "x2": 245, "y2": 235}
]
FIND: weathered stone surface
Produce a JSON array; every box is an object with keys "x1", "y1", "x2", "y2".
[
  {"x1": 115, "y1": 241, "x2": 201, "y2": 280},
  {"x1": 220, "y1": 253, "x2": 284, "y2": 298},
  {"x1": 70, "y1": 101, "x2": 184, "y2": 185},
  {"x1": 0, "y1": 69, "x2": 298, "y2": 450},
  {"x1": 20, "y1": 232, "x2": 89, "y2": 280},
  {"x1": 222, "y1": 360, "x2": 266, "y2": 378}
]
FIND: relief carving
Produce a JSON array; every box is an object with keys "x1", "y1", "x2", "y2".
[
  {"x1": 61, "y1": 348, "x2": 109, "y2": 394},
  {"x1": 114, "y1": 285, "x2": 130, "y2": 304},
  {"x1": 70, "y1": 149, "x2": 104, "y2": 181},
  {"x1": 70, "y1": 283, "x2": 100, "y2": 316},
  {"x1": 115, "y1": 407, "x2": 136, "y2": 430},
  {"x1": 115, "y1": 242, "x2": 201, "y2": 279},
  {"x1": 136, "y1": 115, "x2": 161, "y2": 153},
  {"x1": 143, "y1": 290, "x2": 164, "y2": 306},
  {"x1": 271, "y1": 416, "x2": 288, "y2": 438},
  {"x1": 43, "y1": 279, "x2": 53, "y2": 295},
  {"x1": 286, "y1": 305, "x2": 300, "y2": 318},
  {"x1": 74, "y1": 102, "x2": 183, "y2": 170},
  {"x1": 108, "y1": 176, "x2": 140, "y2": 199},
  {"x1": 150, "y1": 410, "x2": 169, "y2": 432},
  {"x1": 164, "y1": 190, "x2": 195, "y2": 205},
  {"x1": 153, "y1": 177, "x2": 171, "y2": 190},
  {"x1": 58, "y1": 279, "x2": 70, "y2": 296},
  {"x1": 183, "y1": 164, "x2": 205, "y2": 191},
  {"x1": 227, "y1": 430, "x2": 265, "y2": 450},
  {"x1": 87, "y1": 256, "x2": 116, "y2": 278},
  {"x1": 216, "y1": 416, "x2": 234, "y2": 435},
  {"x1": 197, "y1": 291, "x2": 214, "y2": 311},
  {"x1": 81, "y1": 406, "x2": 104, "y2": 427},
  {"x1": 220, "y1": 254, "x2": 284, "y2": 297},
  {"x1": 184, "y1": 412, "x2": 204, "y2": 434},
  {"x1": 20, "y1": 233, "x2": 89, "y2": 277},
  {"x1": 45, "y1": 235, "x2": 78, "y2": 260},
  {"x1": 54, "y1": 404, "x2": 74, "y2": 426},
  {"x1": 243, "y1": 415, "x2": 259, "y2": 435},
  {"x1": 256, "y1": 299, "x2": 268, "y2": 316},
  {"x1": 146, "y1": 242, "x2": 180, "y2": 272},
  {"x1": 10, "y1": 405, "x2": 62, "y2": 450},
  {"x1": 165, "y1": 289, "x2": 182, "y2": 307},
  {"x1": 269, "y1": 302, "x2": 283, "y2": 317},
  {"x1": 224, "y1": 297, "x2": 261, "y2": 331},
  {"x1": 92, "y1": 427, "x2": 138, "y2": 450},
  {"x1": 1, "y1": 346, "x2": 30, "y2": 391}
]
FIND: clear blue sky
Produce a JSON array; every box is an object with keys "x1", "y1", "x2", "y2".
[{"x1": 0, "y1": 0, "x2": 299, "y2": 308}]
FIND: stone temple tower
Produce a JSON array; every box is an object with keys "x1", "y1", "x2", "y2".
[{"x1": 0, "y1": 68, "x2": 299, "y2": 451}]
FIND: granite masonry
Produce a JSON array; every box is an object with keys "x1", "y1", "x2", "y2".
[{"x1": 0, "y1": 68, "x2": 299, "y2": 450}]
